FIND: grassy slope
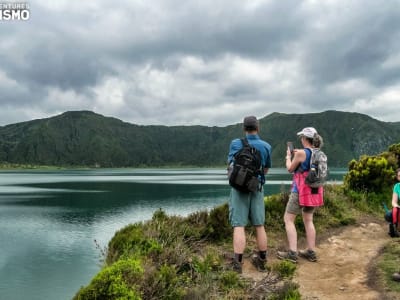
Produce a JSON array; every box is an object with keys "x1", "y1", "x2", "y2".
[{"x1": 73, "y1": 184, "x2": 397, "y2": 299}]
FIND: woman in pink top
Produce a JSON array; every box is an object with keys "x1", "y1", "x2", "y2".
[{"x1": 277, "y1": 127, "x2": 324, "y2": 263}]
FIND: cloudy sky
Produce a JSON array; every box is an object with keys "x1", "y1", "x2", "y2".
[{"x1": 1, "y1": 0, "x2": 400, "y2": 126}]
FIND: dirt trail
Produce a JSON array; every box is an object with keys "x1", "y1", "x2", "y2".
[
  {"x1": 295, "y1": 221, "x2": 388, "y2": 299},
  {"x1": 241, "y1": 220, "x2": 391, "y2": 299}
]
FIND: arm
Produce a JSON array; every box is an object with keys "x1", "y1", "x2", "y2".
[
  {"x1": 392, "y1": 191, "x2": 399, "y2": 208},
  {"x1": 285, "y1": 148, "x2": 306, "y2": 173},
  {"x1": 227, "y1": 139, "x2": 242, "y2": 164},
  {"x1": 263, "y1": 145, "x2": 272, "y2": 175}
]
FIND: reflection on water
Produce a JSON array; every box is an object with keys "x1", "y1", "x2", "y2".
[{"x1": 0, "y1": 168, "x2": 346, "y2": 300}]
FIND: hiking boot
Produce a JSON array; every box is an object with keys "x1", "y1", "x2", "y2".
[
  {"x1": 389, "y1": 224, "x2": 400, "y2": 238},
  {"x1": 393, "y1": 272, "x2": 400, "y2": 282},
  {"x1": 229, "y1": 260, "x2": 242, "y2": 274},
  {"x1": 251, "y1": 255, "x2": 267, "y2": 272},
  {"x1": 298, "y1": 249, "x2": 318, "y2": 262},
  {"x1": 277, "y1": 250, "x2": 298, "y2": 263}
]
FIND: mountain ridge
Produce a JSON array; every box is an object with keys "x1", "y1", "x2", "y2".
[{"x1": 0, "y1": 110, "x2": 399, "y2": 168}]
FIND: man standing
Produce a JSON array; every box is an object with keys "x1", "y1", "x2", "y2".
[{"x1": 227, "y1": 116, "x2": 272, "y2": 273}]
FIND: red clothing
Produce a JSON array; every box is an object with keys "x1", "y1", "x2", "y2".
[
  {"x1": 393, "y1": 207, "x2": 400, "y2": 224},
  {"x1": 293, "y1": 171, "x2": 324, "y2": 207}
]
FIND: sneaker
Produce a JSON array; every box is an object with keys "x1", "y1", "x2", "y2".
[
  {"x1": 298, "y1": 249, "x2": 318, "y2": 262},
  {"x1": 277, "y1": 250, "x2": 298, "y2": 263},
  {"x1": 229, "y1": 260, "x2": 242, "y2": 274},
  {"x1": 251, "y1": 255, "x2": 267, "y2": 272}
]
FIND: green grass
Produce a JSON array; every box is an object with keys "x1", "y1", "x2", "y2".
[{"x1": 375, "y1": 240, "x2": 400, "y2": 295}]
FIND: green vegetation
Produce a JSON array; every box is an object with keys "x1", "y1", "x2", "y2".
[
  {"x1": 375, "y1": 241, "x2": 400, "y2": 296},
  {"x1": 1, "y1": 110, "x2": 400, "y2": 168},
  {"x1": 73, "y1": 184, "x2": 376, "y2": 300},
  {"x1": 344, "y1": 143, "x2": 400, "y2": 193},
  {"x1": 73, "y1": 142, "x2": 400, "y2": 299},
  {"x1": 344, "y1": 143, "x2": 400, "y2": 297},
  {"x1": 0, "y1": 163, "x2": 66, "y2": 169}
]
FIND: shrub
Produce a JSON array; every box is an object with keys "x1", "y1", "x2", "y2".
[
  {"x1": 270, "y1": 281, "x2": 301, "y2": 300},
  {"x1": 265, "y1": 193, "x2": 287, "y2": 232},
  {"x1": 107, "y1": 224, "x2": 162, "y2": 264},
  {"x1": 206, "y1": 203, "x2": 231, "y2": 242},
  {"x1": 272, "y1": 260, "x2": 297, "y2": 279},
  {"x1": 74, "y1": 258, "x2": 143, "y2": 300},
  {"x1": 219, "y1": 271, "x2": 244, "y2": 290},
  {"x1": 344, "y1": 143, "x2": 400, "y2": 193}
]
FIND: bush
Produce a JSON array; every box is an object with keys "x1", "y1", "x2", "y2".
[
  {"x1": 272, "y1": 260, "x2": 297, "y2": 279},
  {"x1": 107, "y1": 224, "x2": 162, "y2": 264},
  {"x1": 265, "y1": 193, "x2": 287, "y2": 232},
  {"x1": 344, "y1": 143, "x2": 400, "y2": 193},
  {"x1": 74, "y1": 258, "x2": 143, "y2": 300},
  {"x1": 206, "y1": 203, "x2": 231, "y2": 242},
  {"x1": 272, "y1": 281, "x2": 301, "y2": 300}
]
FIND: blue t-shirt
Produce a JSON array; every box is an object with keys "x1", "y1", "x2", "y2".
[{"x1": 227, "y1": 134, "x2": 272, "y2": 169}]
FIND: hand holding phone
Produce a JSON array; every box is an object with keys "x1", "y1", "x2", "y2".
[{"x1": 287, "y1": 141, "x2": 294, "y2": 154}]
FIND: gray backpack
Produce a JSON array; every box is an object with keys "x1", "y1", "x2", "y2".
[{"x1": 305, "y1": 148, "x2": 328, "y2": 188}]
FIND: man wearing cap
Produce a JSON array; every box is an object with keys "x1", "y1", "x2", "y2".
[
  {"x1": 227, "y1": 116, "x2": 272, "y2": 273},
  {"x1": 277, "y1": 127, "x2": 324, "y2": 263}
]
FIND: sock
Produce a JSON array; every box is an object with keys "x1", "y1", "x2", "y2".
[
  {"x1": 234, "y1": 253, "x2": 243, "y2": 263},
  {"x1": 259, "y1": 251, "x2": 267, "y2": 260}
]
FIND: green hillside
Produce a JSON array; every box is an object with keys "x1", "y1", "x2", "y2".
[{"x1": 0, "y1": 110, "x2": 399, "y2": 168}]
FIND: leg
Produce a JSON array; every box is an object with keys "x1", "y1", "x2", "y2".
[
  {"x1": 252, "y1": 225, "x2": 268, "y2": 271},
  {"x1": 388, "y1": 208, "x2": 400, "y2": 237},
  {"x1": 249, "y1": 190, "x2": 268, "y2": 271},
  {"x1": 277, "y1": 212, "x2": 298, "y2": 263},
  {"x1": 233, "y1": 226, "x2": 246, "y2": 254},
  {"x1": 248, "y1": 189, "x2": 268, "y2": 253},
  {"x1": 255, "y1": 225, "x2": 267, "y2": 252},
  {"x1": 302, "y1": 211, "x2": 316, "y2": 250},
  {"x1": 277, "y1": 192, "x2": 300, "y2": 263},
  {"x1": 229, "y1": 188, "x2": 250, "y2": 269},
  {"x1": 284, "y1": 212, "x2": 298, "y2": 251}
]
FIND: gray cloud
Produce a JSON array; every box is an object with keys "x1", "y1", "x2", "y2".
[{"x1": 0, "y1": 0, "x2": 399, "y2": 127}]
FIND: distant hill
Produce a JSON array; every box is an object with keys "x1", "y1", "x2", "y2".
[{"x1": 0, "y1": 110, "x2": 399, "y2": 168}]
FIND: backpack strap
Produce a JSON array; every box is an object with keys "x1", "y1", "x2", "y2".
[
  {"x1": 310, "y1": 148, "x2": 321, "y2": 169},
  {"x1": 240, "y1": 137, "x2": 249, "y2": 147},
  {"x1": 297, "y1": 148, "x2": 313, "y2": 173},
  {"x1": 240, "y1": 137, "x2": 263, "y2": 176}
]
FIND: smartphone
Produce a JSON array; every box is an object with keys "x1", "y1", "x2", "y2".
[{"x1": 287, "y1": 141, "x2": 294, "y2": 153}]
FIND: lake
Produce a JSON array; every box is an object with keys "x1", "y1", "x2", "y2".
[{"x1": 0, "y1": 168, "x2": 346, "y2": 300}]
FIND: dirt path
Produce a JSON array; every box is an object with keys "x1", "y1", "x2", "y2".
[
  {"x1": 294, "y1": 221, "x2": 388, "y2": 299},
  {"x1": 241, "y1": 220, "x2": 391, "y2": 299}
]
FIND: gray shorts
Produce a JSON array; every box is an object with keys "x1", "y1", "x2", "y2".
[
  {"x1": 229, "y1": 188, "x2": 265, "y2": 227},
  {"x1": 286, "y1": 192, "x2": 315, "y2": 215}
]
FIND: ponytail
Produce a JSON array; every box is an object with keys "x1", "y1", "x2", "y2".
[{"x1": 313, "y1": 134, "x2": 324, "y2": 148}]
